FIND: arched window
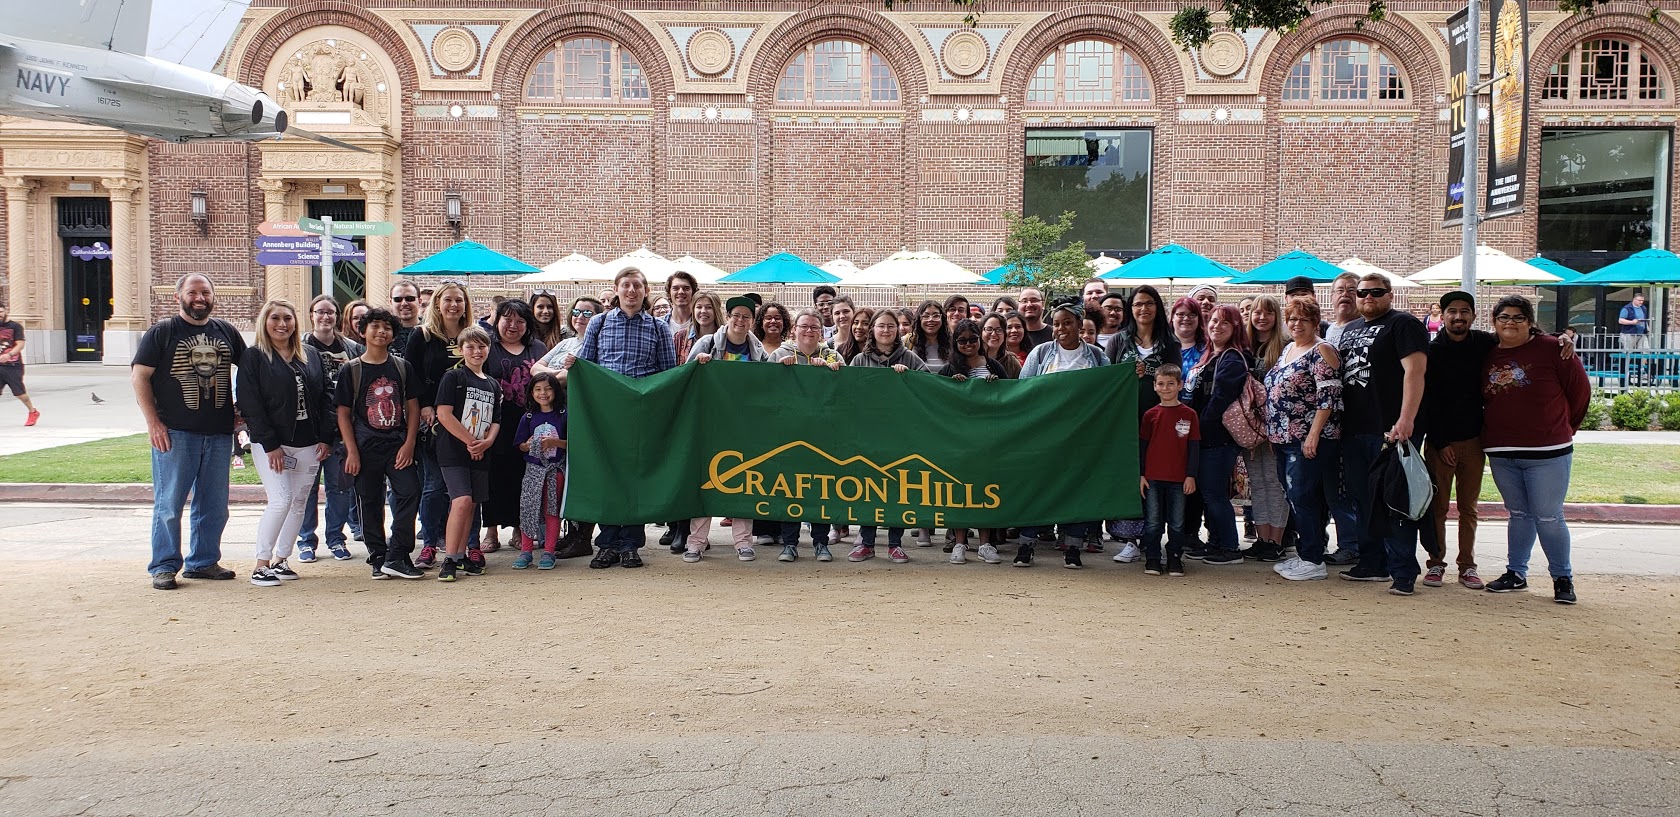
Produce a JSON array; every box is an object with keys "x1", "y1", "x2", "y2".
[
  {"x1": 776, "y1": 39, "x2": 900, "y2": 104},
  {"x1": 524, "y1": 37, "x2": 650, "y2": 103},
  {"x1": 1026, "y1": 40, "x2": 1152, "y2": 105},
  {"x1": 1542, "y1": 37, "x2": 1668, "y2": 102},
  {"x1": 1280, "y1": 39, "x2": 1407, "y2": 103}
]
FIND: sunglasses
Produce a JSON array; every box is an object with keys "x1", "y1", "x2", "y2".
[
  {"x1": 1356, "y1": 288, "x2": 1390, "y2": 298},
  {"x1": 956, "y1": 336, "x2": 981, "y2": 344},
  {"x1": 392, "y1": 296, "x2": 418, "y2": 303},
  {"x1": 571, "y1": 309, "x2": 596, "y2": 317}
]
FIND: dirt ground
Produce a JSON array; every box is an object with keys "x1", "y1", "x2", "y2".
[{"x1": 2, "y1": 549, "x2": 1675, "y2": 762}]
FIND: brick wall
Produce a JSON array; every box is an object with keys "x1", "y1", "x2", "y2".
[
  {"x1": 149, "y1": 142, "x2": 257, "y2": 321},
  {"x1": 915, "y1": 121, "x2": 1015, "y2": 265},
  {"x1": 664, "y1": 121, "x2": 759, "y2": 268},
  {"x1": 513, "y1": 119, "x2": 657, "y2": 263},
  {"x1": 768, "y1": 122, "x2": 908, "y2": 265},
  {"x1": 1273, "y1": 120, "x2": 1423, "y2": 273}
]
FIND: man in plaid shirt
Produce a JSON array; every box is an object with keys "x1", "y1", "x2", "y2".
[{"x1": 563, "y1": 267, "x2": 677, "y2": 568}]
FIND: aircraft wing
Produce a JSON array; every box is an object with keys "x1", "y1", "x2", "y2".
[
  {"x1": 0, "y1": 0, "x2": 152, "y2": 54},
  {"x1": 85, "y1": 73, "x2": 222, "y2": 103}
]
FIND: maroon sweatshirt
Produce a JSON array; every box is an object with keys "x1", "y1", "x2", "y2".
[{"x1": 1480, "y1": 334, "x2": 1591, "y2": 458}]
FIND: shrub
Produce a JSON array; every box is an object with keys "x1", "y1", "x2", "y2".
[
  {"x1": 1582, "y1": 391, "x2": 1612, "y2": 430},
  {"x1": 1610, "y1": 390, "x2": 1657, "y2": 430},
  {"x1": 1659, "y1": 393, "x2": 1680, "y2": 431}
]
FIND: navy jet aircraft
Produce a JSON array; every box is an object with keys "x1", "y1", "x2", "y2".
[{"x1": 0, "y1": 0, "x2": 364, "y2": 151}]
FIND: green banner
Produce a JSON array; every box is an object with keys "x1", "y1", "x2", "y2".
[{"x1": 564, "y1": 360, "x2": 1139, "y2": 527}]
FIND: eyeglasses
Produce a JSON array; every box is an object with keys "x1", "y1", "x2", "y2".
[
  {"x1": 392, "y1": 296, "x2": 418, "y2": 303},
  {"x1": 814, "y1": 299, "x2": 834, "y2": 307},
  {"x1": 1356, "y1": 288, "x2": 1389, "y2": 298},
  {"x1": 795, "y1": 323, "x2": 823, "y2": 332},
  {"x1": 311, "y1": 309, "x2": 338, "y2": 316},
  {"x1": 571, "y1": 309, "x2": 596, "y2": 317},
  {"x1": 1172, "y1": 312, "x2": 1197, "y2": 319},
  {"x1": 1494, "y1": 313, "x2": 1529, "y2": 324}
]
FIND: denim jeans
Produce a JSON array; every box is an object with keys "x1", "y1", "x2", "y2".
[
  {"x1": 1274, "y1": 441, "x2": 1328, "y2": 564},
  {"x1": 595, "y1": 524, "x2": 646, "y2": 553},
  {"x1": 1198, "y1": 446, "x2": 1240, "y2": 551},
  {"x1": 1344, "y1": 433, "x2": 1422, "y2": 583},
  {"x1": 780, "y1": 521, "x2": 831, "y2": 548},
  {"x1": 858, "y1": 526, "x2": 903, "y2": 546},
  {"x1": 1321, "y1": 438, "x2": 1357, "y2": 557},
  {"x1": 1142, "y1": 480, "x2": 1186, "y2": 563},
  {"x1": 417, "y1": 440, "x2": 448, "y2": 547},
  {"x1": 1489, "y1": 454, "x2": 1573, "y2": 579},
  {"x1": 297, "y1": 444, "x2": 360, "y2": 549},
  {"x1": 148, "y1": 430, "x2": 232, "y2": 576}
]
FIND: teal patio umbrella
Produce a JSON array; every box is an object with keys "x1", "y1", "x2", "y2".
[
  {"x1": 718, "y1": 252, "x2": 840, "y2": 285},
  {"x1": 1525, "y1": 256, "x2": 1583, "y2": 283},
  {"x1": 1226, "y1": 249, "x2": 1345, "y2": 285},
  {"x1": 980, "y1": 262, "x2": 1036, "y2": 285},
  {"x1": 1100, "y1": 243, "x2": 1239, "y2": 286},
  {"x1": 1571, "y1": 248, "x2": 1680, "y2": 286},
  {"x1": 395, "y1": 240, "x2": 540, "y2": 275}
]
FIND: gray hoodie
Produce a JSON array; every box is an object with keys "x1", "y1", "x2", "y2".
[{"x1": 687, "y1": 327, "x2": 769, "y2": 363}]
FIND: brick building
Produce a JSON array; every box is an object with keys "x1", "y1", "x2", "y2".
[{"x1": 2, "y1": 1, "x2": 1677, "y2": 362}]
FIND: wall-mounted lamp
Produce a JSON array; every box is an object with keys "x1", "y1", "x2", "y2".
[
  {"x1": 445, "y1": 191, "x2": 462, "y2": 238},
  {"x1": 189, "y1": 188, "x2": 208, "y2": 235}
]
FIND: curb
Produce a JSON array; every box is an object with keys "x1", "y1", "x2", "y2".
[{"x1": 3, "y1": 485, "x2": 1679, "y2": 525}]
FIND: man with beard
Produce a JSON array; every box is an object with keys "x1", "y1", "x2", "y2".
[
  {"x1": 1335, "y1": 273, "x2": 1428, "y2": 596},
  {"x1": 1019, "y1": 287, "x2": 1052, "y2": 347},
  {"x1": 133, "y1": 274, "x2": 248, "y2": 590},
  {"x1": 389, "y1": 280, "x2": 422, "y2": 353},
  {"x1": 1319, "y1": 271, "x2": 1364, "y2": 565}
]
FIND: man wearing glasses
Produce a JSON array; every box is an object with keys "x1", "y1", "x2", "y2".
[
  {"x1": 1334, "y1": 273, "x2": 1429, "y2": 596},
  {"x1": 389, "y1": 281, "x2": 422, "y2": 354}
]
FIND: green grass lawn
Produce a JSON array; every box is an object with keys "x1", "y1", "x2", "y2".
[{"x1": 2, "y1": 434, "x2": 1678, "y2": 504}]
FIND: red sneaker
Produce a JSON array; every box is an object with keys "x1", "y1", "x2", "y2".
[
  {"x1": 25, "y1": 410, "x2": 39, "y2": 427},
  {"x1": 887, "y1": 546, "x2": 910, "y2": 564},
  {"x1": 846, "y1": 545, "x2": 874, "y2": 562}
]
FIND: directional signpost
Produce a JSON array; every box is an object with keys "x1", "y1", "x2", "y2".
[{"x1": 257, "y1": 218, "x2": 392, "y2": 298}]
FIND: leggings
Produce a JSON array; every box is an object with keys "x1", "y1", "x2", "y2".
[{"x1": 252, "y1": 443, "x2": 323, "y2": 562}]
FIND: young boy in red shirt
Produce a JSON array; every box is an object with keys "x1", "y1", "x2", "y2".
[{"x1": 1139, "y1": 364, "x2": 1200, "y2": 576}]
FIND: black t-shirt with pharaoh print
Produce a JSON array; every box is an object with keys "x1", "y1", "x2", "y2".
[{"x1": 132, "y1": 317, "x2": 248, "y2": 435}]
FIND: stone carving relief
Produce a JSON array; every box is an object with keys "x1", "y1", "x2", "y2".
[
  {"x1": 687, "y1": 29, "x2": 734, "y2": 76},
  {"x1": 1199, "y1": 32, "x2": 1248, "y2": 78},
  {"x1": 431, "y1": 27, "x2": 480, "y2": 73},
  {"x1": 274, "y1": 39, "x2": 389, "y2": 127},
  {"x1": 941, "y1": 30, "x2": 989, "y2": 78}
]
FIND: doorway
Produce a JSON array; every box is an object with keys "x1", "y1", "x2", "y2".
[
  {"x1": 307, "y1": 199, "x2": 367, "y2": 302},
  {"x1": 57, "y1": 198, "x2": 113, "y2": 362}
]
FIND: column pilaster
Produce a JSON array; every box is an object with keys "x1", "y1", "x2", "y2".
[
  {"x1": 255, "y1": 178, "x2": 298, "y2": 305},
  {"x1": 359, "y1": 178, "x2": 394, "y2": 302}
]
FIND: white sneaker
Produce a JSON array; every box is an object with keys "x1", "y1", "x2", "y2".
[
  {"x1": 830, "y1": 528, "x2": 852, "y2": 545},
  {"x1": 948, "y1": 543, "x2": 967, "y2": 564},
  {"x1": 752, "y1": 535, "x2": 776, "y2": 546},
  {"x1": 1279, "y1": 560, "x2": 1328, "y2": 581},
  {"x1": 1114, "y1": 543, "x2": 1142, "y2": 563},
  {"x1": 1272, "y1": 556, "x2": 1302, "y2": 575},
  {"x1": 977, "y1": 544, "x2": 1001, "y2": 564},
  {"x1": 915, "y1": 530, "x2": 933, "y2": 547}
]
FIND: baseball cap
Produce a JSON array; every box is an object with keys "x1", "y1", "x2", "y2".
[
  {"x1": 1283, "y1": 275, "x2": 1316, "y2": 295},
  {"x1": 1439, "y1": 290, "x2": 1474, "y2": 310},
  {"x1": 725, "y1": 295, "x2": 758, "y2": 315}
]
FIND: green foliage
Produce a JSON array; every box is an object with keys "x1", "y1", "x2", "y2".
[
  {"x1": 1610, "y1": 390, "x2": 1657, "y2": 430},
  {"x1": 1582, "y1": 390, "x2": 1612, "y2": 430},
  {"x1": 999, "y1": 211, "x2": 1090, "y2": 299},
  {"x1": 1658, "y1": 393, "x2": 1680, "y2": 431}
]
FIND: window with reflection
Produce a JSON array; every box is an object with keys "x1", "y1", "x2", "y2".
[
  {"x1": 1542, "y1": 38, "x2": 1668, "y2": 103},
  {"x1": 524, "y1": 37, "x2": 650, "y2": 103},
  {"x1": 776, "y1": 39, "x2": 899, "y2": 104},
  {"x1": 1026, "y1": 40, "x2": 1151, "y2": 105},
  {"x1": 1280, "y1": 39, "x2": 1406, "y2": 103},
  {"x1": 1024, "y1": 128, "x2": 1152, "y2": 253}
]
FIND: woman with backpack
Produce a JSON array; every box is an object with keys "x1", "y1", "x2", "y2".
[{"x1": 1187, "y1": 304, "x2": 1254, "y2": 566}]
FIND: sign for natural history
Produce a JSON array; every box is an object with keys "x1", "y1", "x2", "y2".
[{"x1": 563, "y1": 359, "x2": 1140, "y2": 528}]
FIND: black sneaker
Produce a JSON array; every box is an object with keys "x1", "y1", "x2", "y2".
[
  {"x1": 1166, "y1": 557, "x2": 1186, "y2": 577},
  {"x1": 437, "y1": 560, "x2": 459, "y2": 582},
  {"x1": 1338, "y1": 566, "x2": 1390, "y2": 582},
  {"x1": 1485, "y1": 571, "x2": 1528, "y2": 593},
  {"x1": 1184, "y1": 542, "x2": 1209, "y2": 561},
  {"x1": 1251, "y1": 542, "x2": 1285, "y2": 562},
  {"x1": 1034, "y1": 530, "x2": 1057, "y2": 543},
  {"x1": 182, "y1": 564, "x2": 235, "y2": 580},
  {"x1": 151, "y1": 572, "x2": 178, "y2": 590},
  {"x1": 380, "y1": 560, "x2": 424, "y2": 580},
  {"x1": 1553, "y1": 576, "x2": 1577, "y2": 605},
  {"x1": 460, "y1": 558, "x2": 484, "y2": 577},
  {"x1": 1144, "y1": 561, "x2": 1164, "y2": 576},
  {"x1": 589, "y1": 549, "x2": 620, "y2": 569},
  {"x1": 621, "y1": 549, "x2": 645, "y2": 569},
  {"x1": 270, "y1": 559, "x2": 300, "y2": 581},
  {"x1": 1013, "y1": 544, "x2": 1034, "y2": 567},
  {"x1": 1202, "y1": 548, "x2": 1244, "y2": 565},
  {"x1": 250, "y1": 567, "x2": 282, "y2": 587},
  {"x1": 1324, "y1": 549, "x2": 1358, "y2": 566},
  {"x1": 1387, "y1": 580, "x2": 1415, "y2": 596},
  {"x1": 1063, "y1": 546, "x2": 1083, "y2": 569},
  {"x1": 659, "y1": 528, "x2": 676, "y2": 548},
  {"x1": 371, "y1": 565, "x2": 390, "y2": 580}
]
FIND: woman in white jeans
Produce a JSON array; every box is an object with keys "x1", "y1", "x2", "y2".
[{"x1": 236, "y1": 300, "x2": 336, "y2": 587}]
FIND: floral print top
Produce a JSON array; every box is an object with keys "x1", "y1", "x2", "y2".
[{"x1": 1263, "y1": 342, "x2": 1342, "y2": 443}]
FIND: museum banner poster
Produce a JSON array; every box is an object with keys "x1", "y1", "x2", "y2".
[
  {"x1": 1486, "y1": 0, "x2": 1529, "y2": 218},
  {"x1": 1443, "y1": 8, "x2": 1472, "y2": 226},
  {"x1": 564, "y1": 360, "x2": 1141, "y2": 528}
]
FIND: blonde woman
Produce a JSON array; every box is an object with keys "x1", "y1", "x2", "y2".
[
  {"x1": 236, "y1": 300, "x2": 335, "y2": 586},
  {"x1": 405, "y1": 280, "x2": 475, "y2": 567},
  {"x1": 1243, "y1": 295, "x2": 1291, "y2": 561}
]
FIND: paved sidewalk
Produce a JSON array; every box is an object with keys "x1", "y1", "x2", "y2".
[{"x1": 0, "y1": 363, "x2": 144, "y2": 455}]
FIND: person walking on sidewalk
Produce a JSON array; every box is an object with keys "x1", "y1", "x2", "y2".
[
  {"x1": 0, "y1": 300, "x2": 38, "y2": 426},
  {"x1": 133, "y1": 274, "x2": 248, "y2": 590}
]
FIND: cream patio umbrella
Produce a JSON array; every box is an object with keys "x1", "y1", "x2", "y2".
[
  {"x1": 1407, "y1": 246, "x2": 1563, "y2": 285},
  {"x1": 1087, "y1": 253, "x2": 1123, "y2": 276},
  {"x1": 849, "y1": 248, "x2": 981, "y2": 287},
  {"x1": 1338, "y1": 256, "x2": 1419, "y2": 288},
  {"x1": 514, "y1": 252, "x2": 609, "y2": 284},
  {"x1": 671, "y1": 254, "x2": 729, "y2": 285},
  {"x1": 821, "y1": 258, "x2": 865, "y2": 278},
  {"x1": 602, "y1": 245, "x2": 680, "y2": 284}
]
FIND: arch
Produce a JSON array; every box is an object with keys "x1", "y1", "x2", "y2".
[
  {"x1": 1274, "y1": 37, "x2": 1410, "y2": 104},
  {"x1": 1530, "y1": 5, "x2": 1680, "y2": 105},
  {"x1": 1258, "y1": 6, "x2": 1438, "y2": 104},
  {"x1": 495, "y1": 2, "x2": 673, "y2": 104},
  {"x1": 236, "y1": 2, "x2": 420, "y2": 98},
  {"x1": 746, "y1": 4, "x2": 928, "y2": 103},
  {"x1": 1002, "y1": 6, "x2": 1183, "y2": 105}
]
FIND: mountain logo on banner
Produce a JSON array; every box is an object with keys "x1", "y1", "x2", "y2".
[{"x1": 703, "y1": 441, "x2": 1002, "y2": 527}]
